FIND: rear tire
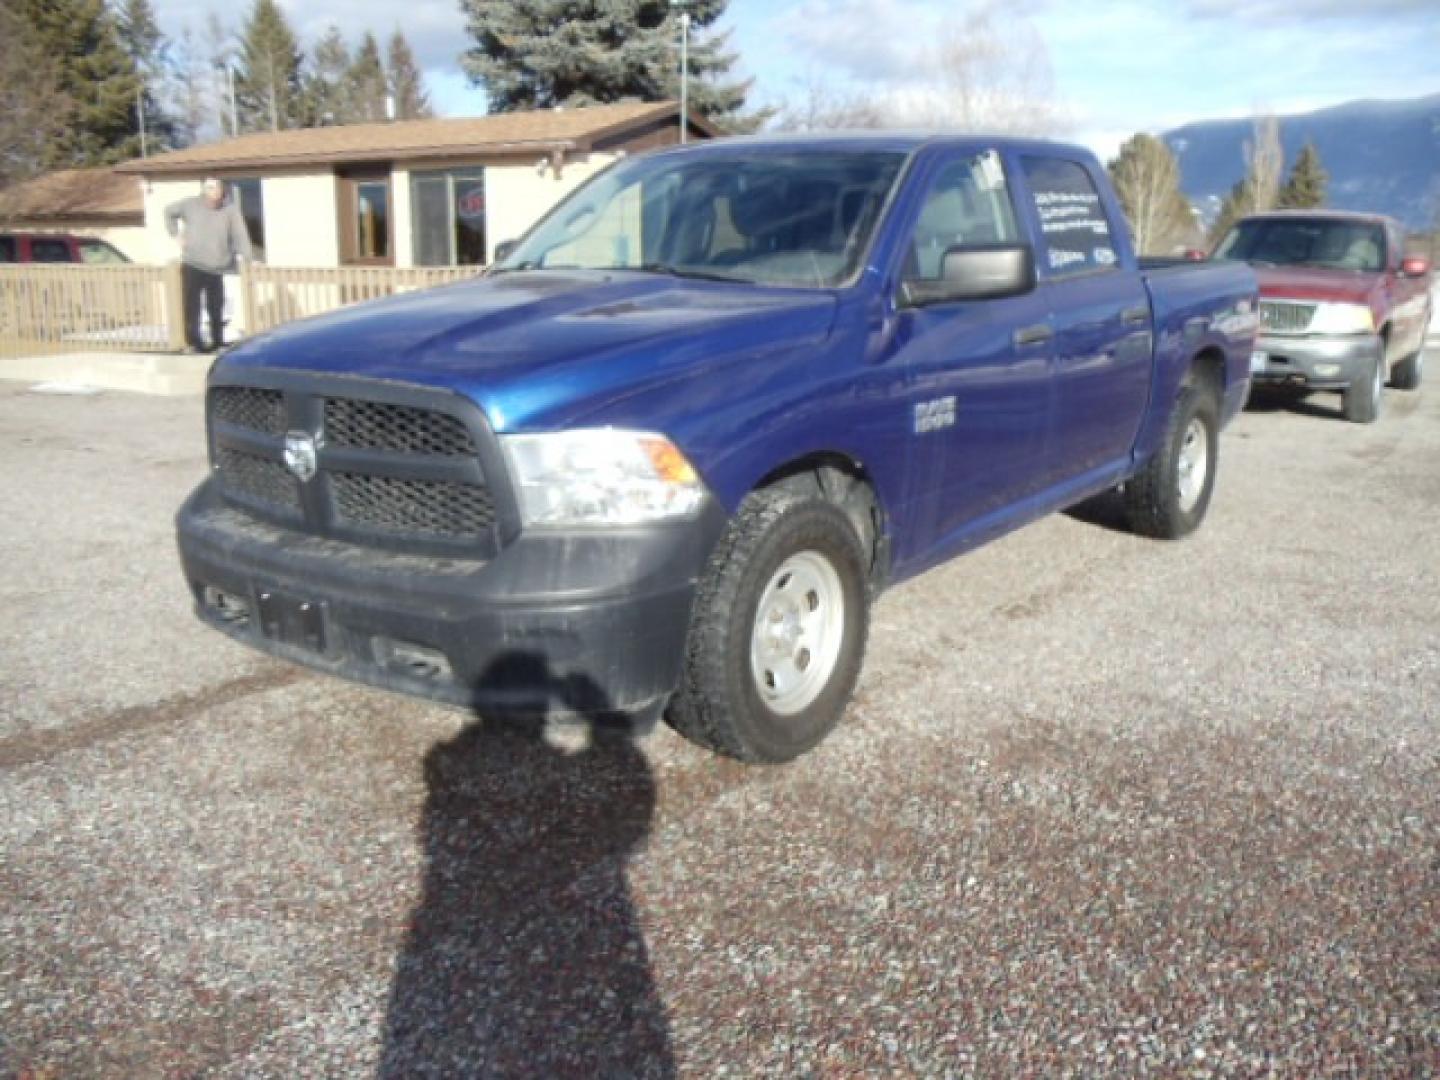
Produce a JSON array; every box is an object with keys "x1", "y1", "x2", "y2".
[
  {"x1": 1123, "y1": 376, "x2": 1219, "y2": 540},
  {"x1": 1343, "y1": 352, "x2": 1383, "y2": 423},
  {"x1": 666, "y1": 488, "x2": 870, "y2": 763}
]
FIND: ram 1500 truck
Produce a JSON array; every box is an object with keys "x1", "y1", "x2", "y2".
[
  {"x1": 178, "y1": 135, "x2": 1258, "y2": 762},
  {"x1": 1213, "y1": 210, "x2": 1432, "y2": 422}
]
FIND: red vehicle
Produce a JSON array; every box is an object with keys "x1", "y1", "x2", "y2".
[
  {"x1": 0, "y1": 232, "x2": 131, "y2": 265},
  {"x1": 1214, "y1": 210, "x2": 1432, "y2": 423}
]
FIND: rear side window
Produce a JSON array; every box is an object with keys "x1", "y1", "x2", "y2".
[
  {"x1": 30, "y1": 238, "x2": 74, "y2": 263},
  {"x1": 0, "y1": 236, "x2": 15, "y2": 263},
  {"x1": 1021, "y1": 156, "x2": 1118, "y2": 276}
]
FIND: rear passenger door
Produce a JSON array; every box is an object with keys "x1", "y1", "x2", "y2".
[
  {"x1": 888, "y1": 149, "x2": 1055, "y2": 561},
  {"x1": 1017, "y1": 155, "x2": 1152, "y2": 483}
]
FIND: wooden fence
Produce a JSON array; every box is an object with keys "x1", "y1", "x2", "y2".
[
  {"x1": 0, "y1": 262, "x2": 483, "y2": 358},
  {"x1": 241, "y1": 264, "x2": 480, "y2": 335},
  {"x1": 0, "y1": 264, "x2": 184, "y2": 356}
]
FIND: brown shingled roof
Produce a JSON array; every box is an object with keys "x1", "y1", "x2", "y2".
[
  {"x1": 116, "y1": 101, "x2": 717, "y2": 175},
  {"x1": 0, "y1": 168, "x2": 143, "y2": 224}
]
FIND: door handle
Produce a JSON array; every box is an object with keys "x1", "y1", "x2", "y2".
[
  {"x1": 1121, "y1": 306, "x2": 1149, "y2": 327},
  {"x1": 1013, "y1": 323, "x2": 1053, "y2": 347}
]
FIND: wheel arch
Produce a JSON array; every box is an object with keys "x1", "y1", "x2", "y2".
[{"x1": 754, "y1": 452, "x2": 892, "y2": 591}]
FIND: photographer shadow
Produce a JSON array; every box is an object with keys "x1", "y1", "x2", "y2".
[{"x1": 379, "y1": 653, "x2": 674, "y2": 1079}]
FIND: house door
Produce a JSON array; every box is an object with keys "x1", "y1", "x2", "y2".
[{"x1": 338, "y1": 168, "x2": 394, "y2": 266}]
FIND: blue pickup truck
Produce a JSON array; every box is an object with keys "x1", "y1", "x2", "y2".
[{"x1": 179, "y1": 134, "x2": 1258, "y2": 762}]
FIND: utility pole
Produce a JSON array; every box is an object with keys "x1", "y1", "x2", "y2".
[
  {"x1": 137, "y1": 83, "x2": 148, "y2": 157},
  {"x1": 671, "y1": 0, "x2": 690, "y2": 143}
]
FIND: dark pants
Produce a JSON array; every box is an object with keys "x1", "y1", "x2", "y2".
[{"x1": 182, "y1": 264, "x2": 225, "y2": 350}]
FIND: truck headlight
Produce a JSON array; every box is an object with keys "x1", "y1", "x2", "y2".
[
  {"x1": 1307, "y1": 302, "x2": 1375, "y2": 336},
  {"x1": 501, "y1": 429, "x2": 707, "y2": 526}
]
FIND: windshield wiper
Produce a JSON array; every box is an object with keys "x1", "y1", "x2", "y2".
[{"x1": 596, "y1": 262, "x2": 747, "y2": 284}]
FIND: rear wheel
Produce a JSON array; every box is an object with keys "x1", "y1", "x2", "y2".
[
  {"x1": 1343, "y1": 352, "x2": 1383, "y2": 423},
  {"x1": 1123, "y1": 376, "x2": 1219, "y2": 539},
  {"x1": 666, "y1": 489, "x2": 870, "y2": 763}
]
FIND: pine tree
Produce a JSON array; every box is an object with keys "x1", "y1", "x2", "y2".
[
  {"x1": 235, "y1": 0, "x2": 304, "y2": 132},
  {"x1": 305, "y1": 25, "x2": 353, "y2": 125},
  {"x1": 0, "y1": 5, "x2": 70, "y2": 184},
  {"x1": 460, "y1": 0, "x2": 752, "y2": 127},
  {"x1": 348, "y1": 33, "x2": 389, "y2": 123},
  {"x1": 114, "y1": 0, "x2": 176, "y2": 152},
  {"x1": 1108, "y1": 134, "x2": 1197, "y2": 255},
  {"x1": 387, "y1": 30, "x2": 434, "y2": 120},
  {"x1": 11, "y1": 0, "x2": 145, "y2": 166},
  {"x1": 1277, "y1": 142, "x2": 1328, "y2": 210},
  {"x1": 1209, "y1": 178, "x2": 1255, "y2": 247}
]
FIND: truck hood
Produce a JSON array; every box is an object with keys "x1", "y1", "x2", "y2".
[
  {"x1": 220, "y1": 269, "x2": 839, "y2": 430},
  {"x1": 1253, "y1": 265, "x2": 1381, "y2": 306}
]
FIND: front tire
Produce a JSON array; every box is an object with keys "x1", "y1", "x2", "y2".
[
  {"x1": 1391, "y1": 321, "x2": 1427, "y2": 391},
  {"x1": 666, "y1": 489, "x2": 870, "y2": 763},
  {"x1": 1343, "y1": 351, "x2": 1383, "y2": 423},
  {"x1": 1123, "y1": 376, "x2": 1219, "y2": 539}
]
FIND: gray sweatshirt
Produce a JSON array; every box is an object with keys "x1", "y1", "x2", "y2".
[{"x1": 164, "y1": 196, "x2": 253, "y2": 273}]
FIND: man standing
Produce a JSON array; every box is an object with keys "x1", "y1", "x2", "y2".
[{"x1": 165, "y1": 178, "x2": 253, "y2": 352}]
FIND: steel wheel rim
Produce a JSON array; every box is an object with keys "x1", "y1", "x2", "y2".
[
  {"x1": 749, "y1": 550, "x2": 846, "y2": 716},
  {"x1": 1176, "y1": 417, "x2": 1209, "y2": 513}
]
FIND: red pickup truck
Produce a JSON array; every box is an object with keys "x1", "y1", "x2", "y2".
[
  {"x1": 1213, "y1": 210, "x2": 1432, "y2": 423},
  {"x1": 0, "y1": 232, "x2": 131, "y2": 265}
]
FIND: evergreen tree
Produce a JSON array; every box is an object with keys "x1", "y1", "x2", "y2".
[
  {"x1": 1277, "y1": 142, "x2": 1328, "y2": 210},
  {"x1": 460, "y1": 0, "x2": 752, "y2": 127},
  {"x1": 387, "y1": 30, "x2": 434, "y2": 120},
  {"x1": 0, "y1": 5, "x2": 70, "y2": 184},
  {"x1": 11, "y1": 0, "x2": 144, "y2": 166},
  {"x1": 1108, "y1": 133, "x2": 1197, "y2": 255},
  {"x1": 235, "y1": 0, "x2": 304, "y2": 132},
  {"x1": 305, "y1": 25, "x2": 353, "y2": 125},
  {"x1": 114, "y1": 0, "x2": 176, "y2": 152},
  {"x1": 1209, "y1": 178, "x2": 1255, "y2": 247},
  {"x1": 348, "y1": 33, "x2": 389, "y2": 122}
]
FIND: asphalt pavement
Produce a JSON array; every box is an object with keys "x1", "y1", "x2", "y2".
[{"x1": 1, "y1": 364, "x2": 1436, "y2": 1077}]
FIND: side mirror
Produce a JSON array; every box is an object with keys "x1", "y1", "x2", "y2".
[
  {"x1": 493, "y1": 239, "x2": 519, "y2": 264},
  {"x1": 901, "y1": 244, "x2": 1037, "y2": 308},
  {"x1": 1400, "y1": 256, "x2": 1431, "y2": 278}
]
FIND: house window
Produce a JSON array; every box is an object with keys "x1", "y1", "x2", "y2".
[
  {"x1": 411, "y1": 169, "x2": 487, "y2": 266},
  {"x1": 338, "y1": 169, "x2": 394, "y2": 265},
  {"x1": 229, "y1": 178, "x2": 266, "y2": 260}
]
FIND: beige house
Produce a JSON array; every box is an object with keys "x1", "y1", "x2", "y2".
[
  {"x1": 0, "y1": 168, "x2": 150, "y2": 261},
  {"x1": 116, "y1": 101, "x2": 716, "y2": 270}
]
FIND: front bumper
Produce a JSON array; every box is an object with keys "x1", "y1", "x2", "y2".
[
  {"x1": 1251, "y1": 332, "x2": 1381, "y2": 390},
  {"x1": 177, "y1": 479, "x2": 726, "y2": 720}
]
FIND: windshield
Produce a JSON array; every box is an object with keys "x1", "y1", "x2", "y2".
[
  {"x1": 1215, "y1": 218, "x2": 1387, "y2": 273},
  {"x1": 496, "y1": 149, "x2": 908, "y2": 288}
]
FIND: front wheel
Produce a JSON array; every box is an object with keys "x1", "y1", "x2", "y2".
[
  {"x1": 1342, "y1": 351, "x2": 1383, "y2": 423},
  {"x1": 1123, "y1": 377, "x2": 1219, "y2": 539},
  {"x1": 1391, "y1": 322, "x2": 1427, "y2": 391},
  {"x1": 666, "y1": 490, "x2": 870, "y2": 763}
]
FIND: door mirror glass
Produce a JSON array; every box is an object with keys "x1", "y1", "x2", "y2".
[{"x1": 493, "y1": 239, "x2": 519, "y2": 263}]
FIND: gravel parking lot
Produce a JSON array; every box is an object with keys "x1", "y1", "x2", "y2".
[{"x1": 2, "y1": 366, "x2": 1436, "y2": 1077}]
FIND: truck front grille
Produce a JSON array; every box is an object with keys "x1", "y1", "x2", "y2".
[
  {"x1": 323, "y1": 398, "x2": 477, "y2": 457},
  {"x1": 331, "y1": 472, "x2": 496, "y2": 537},
  {"x1": 210, "y1": 387, "x2": 286, "y2": 434},
  {"x1": 1259, "y1": 300, "x2": 1316, "y2": 334},
  {"x1": 207, "y1": 380, "x2": 506, "y2": 556}
]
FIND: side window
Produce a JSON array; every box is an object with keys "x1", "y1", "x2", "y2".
[
  {"x1": 79, "y1": 240, "x2": 129, "y2": 265},
  {"x1": 31, "y1": 238, "x2": 74, "y2": 263},
  {"x1": 0, "y1": 236, "x2": 16, "y2": 263},
  {"x1": 903, "y1": 152, "x2": 1018, "y2": 283},
  {"x1": 1021, "y1": 156, "x2": 1118, "y2": 276}
]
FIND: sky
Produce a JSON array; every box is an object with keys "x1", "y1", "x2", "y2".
[{"x1": 152, "y1": 0, "x2": 1440, "y2": 158}]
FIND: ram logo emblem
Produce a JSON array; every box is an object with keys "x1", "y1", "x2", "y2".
[{"x1": 283, "y1": 431, "x2": 320, "y2": 482}]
